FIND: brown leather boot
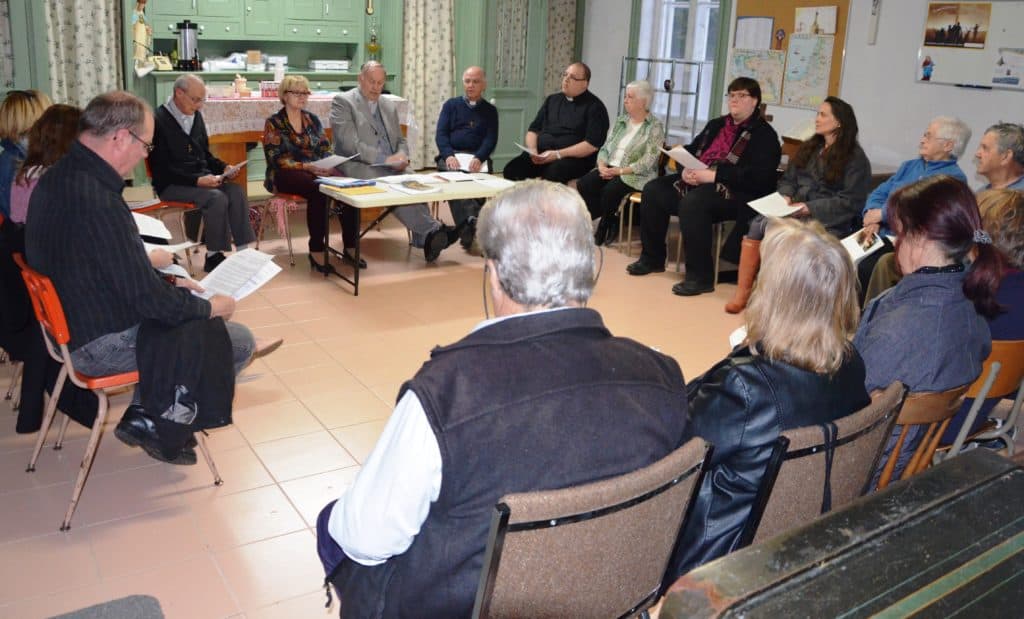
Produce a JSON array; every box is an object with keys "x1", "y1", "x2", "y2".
[{"x1": 724, "y1": 238, "x2": 761, "y2": 314}]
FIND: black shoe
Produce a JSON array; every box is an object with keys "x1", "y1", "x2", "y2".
[
  {"x1": 602, "y1": 218, "x2": 620, "y2": 247},
  {"x1": 204, "y1": 252, "x2": 227, "y2": 273},
  {"x1": 341, "y1": 249, "x2": 367, "y2": 269},
  {"x1": 424, "y1": 226, "x2": 453, "y2": 262},
  {"x1": 671, "y1": 280, "x2": 715, "y2": 296},
  {"x1": 307, "y1": 253, "x2": 330, "y2": 274},
  {"x1": 595, "y1": 216, "x2": 620, "y2": 247},
  {"x1": 626, "y1": 259, "x2": 666, "y2": 276},
  {"x1": 459, "y1": 217, "x2": 477, "y2": 250},
  {"x1": 115, "y1": 406, "x2": 197, "y2": 464}
]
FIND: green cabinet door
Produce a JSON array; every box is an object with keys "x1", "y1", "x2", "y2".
[
  {"x1": 151, "y1": 0, "x2": 198, "y2": 16},
  {"x1": 323, "y1": 0, "x2": 358, "y2": 24},
  {"x1": 284, "y1": 0, "x2": 324, "y2": 20},
  {"x1": 201, "y1": 0, "x2": 242, "y2": 17},
  {"x1": 244, "y1": 0, "x2": 281, "y2": 37}
]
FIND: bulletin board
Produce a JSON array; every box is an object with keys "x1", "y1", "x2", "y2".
[
  {"x1": 917, "y1": 1, "x2": 1024, "y2": 91},
  {"x1": 733, "y1": 0, "x2": 850, "y2": 108}
]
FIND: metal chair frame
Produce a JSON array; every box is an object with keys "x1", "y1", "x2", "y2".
[{"x1": 13, "y1": 254, "x2": 222, "y2": 530}]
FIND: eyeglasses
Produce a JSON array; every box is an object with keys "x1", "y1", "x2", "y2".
[
  {"x1": 726, "y1": 92, "x2": 752, "y2": 101},
  {"x1": 127, "y1": 129, "x2": 154, "y2": 153},
  {"x1": 176, "y1": 88, "x2": 206, "y2": 105},
  {"x1": 561, "y1": 72, "x2": 587, "y2": 82},
  {"x1": 285, "y1": 90, "x2": 312, "y2": 96}
]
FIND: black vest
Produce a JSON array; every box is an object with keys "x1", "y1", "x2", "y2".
[{"x1": 347, "y1": 308, "x2": 689, "y2": 618}]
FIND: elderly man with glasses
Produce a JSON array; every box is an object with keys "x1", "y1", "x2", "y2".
[
  {"x1": 502, "y1": 62, "x2": 610, "y2": 185},
  {"x1": 149, "y1": 74, "x2": 255, "y2": 273}
]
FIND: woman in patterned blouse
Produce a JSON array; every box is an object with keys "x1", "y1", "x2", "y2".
[{"x1": 263, "y1": 75, "x2": 363, "y2": 271}]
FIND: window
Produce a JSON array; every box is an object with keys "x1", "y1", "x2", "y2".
[{"x1": 634, "y1": 0, "x2": 722, "y2": 137}]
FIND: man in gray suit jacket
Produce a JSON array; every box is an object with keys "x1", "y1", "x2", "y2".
[{"x1": 331, "y1": 61, "x2": 458, "y2": 262}]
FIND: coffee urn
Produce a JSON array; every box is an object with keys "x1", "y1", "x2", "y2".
[{"x1": 175, "y1": 20, "x2": 200, "y2": 70}]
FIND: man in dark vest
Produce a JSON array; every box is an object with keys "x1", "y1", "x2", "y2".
[{"x1": 316, "y1": 180, "x2": 690, "y2": 618}]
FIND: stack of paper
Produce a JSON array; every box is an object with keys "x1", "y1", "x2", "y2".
[
  {"x1": 194, "y1": 249, "x2": 282, "y2": 301},
  {"x1": 453, "y1": 152, "x2": 490, "y2": 173},
  {"x1": 316, "y1": 177, "x2": 376, "y2": 188}
]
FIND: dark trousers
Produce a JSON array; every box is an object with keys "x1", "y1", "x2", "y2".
[
  {"x1": 273, "y1": 168, "x2": 358, "y2": 252},
  {"x1": 857, "y1": 239, "x2": 895, "y2": 307},
  {"x1": 575, "y1": 170, "x2": 635, "y2": 220},
  {"x1": 502, "y1": 152, "x2": 595, "y2": 183},
  {"x1": 640, "y1": 176, "x2": 749, "y2": 284}
]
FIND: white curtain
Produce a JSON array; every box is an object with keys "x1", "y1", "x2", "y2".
[
  {"x1": 544, "y1": 0, "x2": 578, "y2": 94},
  {"x1": 44, "y1": 0, "x2": 123, "y2": 106},
  {"x1": 0, "y1": 0, "x2": 13, "y2": 90},
  {"x1": 494, "y1": 0, "x2": 529, "y2": 89},
  {"x1": 402, "y1": 0, "x2": 455, "y2": 169}
]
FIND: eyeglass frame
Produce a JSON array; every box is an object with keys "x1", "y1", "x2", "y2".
[
  {"x1": 284, "y1": 90, "x2": 312, "y2": 96},
  {"x1": 127, "y1": 129, "x2": 155, "y2": 153},
  {"x1": 561, "y1": 71, "x2": 587, "y2": 82},
  {"x1": 725, "y1": 91, "x2": 753, "y2": 101}
]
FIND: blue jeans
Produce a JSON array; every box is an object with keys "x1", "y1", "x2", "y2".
[{"x1": 70, "y1": 321, "x2": 255, "y2": 403}]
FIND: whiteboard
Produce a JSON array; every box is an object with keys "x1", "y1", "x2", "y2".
[{"x1": 916, "y1": 1, "x2": 1024, "y2": 90}]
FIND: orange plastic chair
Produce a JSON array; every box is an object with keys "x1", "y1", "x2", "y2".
[
  {"x1": 943, "y1": 340, "x2": 1024, "y2": 459},
  {"x1": 12, "y1": 254, "x2": 222, "y2": 531}
]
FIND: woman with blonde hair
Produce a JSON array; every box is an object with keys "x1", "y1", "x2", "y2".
[
  {"x1": 664, "y1": 217, "x2": 869, "y2": 583},
  {"x1": 263, "y1": 74, "x2": 363, "y2": 270},
  {"x1": 0, "y1": 89, "x2": 52, "y2": 218}
]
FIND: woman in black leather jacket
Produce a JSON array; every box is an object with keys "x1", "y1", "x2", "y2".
[{"x1": 664, "y1": 218, "x2": 870, "y2": 582}]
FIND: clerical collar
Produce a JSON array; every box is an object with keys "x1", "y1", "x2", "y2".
[
  {"x1": 913, "y1": 263, "x2": 964, "y2": 275},
  {"x1": 565, "y1": 95, "x2": 574, "y2": 102},
  {"x1": 463, "y1": 96, "x2": 478, "y2": 108}
]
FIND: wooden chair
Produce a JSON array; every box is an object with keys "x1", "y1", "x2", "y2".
[
  {"x1": 943, "y1": 340, "x2": 1024, "y2": 459},
  {"x1": 471, "y1": 437, "x2": 711, "y2": 619},
  {"x1": 738, "y1": 382, "x2": 906, "y2": 546},
  {"x1": 876, "y1": 384, "x2": 970, "y2": 489},
  {"x1": 12, "y1": 254, "x2": 222, "y2": 531}
]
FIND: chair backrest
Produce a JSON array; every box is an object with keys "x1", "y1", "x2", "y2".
[
  {"x1": 740, "y1": 382, "x2": 906, "y2": 545},
  {"x1": 471, "y1": 437, "x2": 711, "y2": 619},
  {"x1": 780, "y1": 136, "x2": 803, "y2": 160},
  {"x1": 877, "y1": 384, "x2": 970, "y2": 488},
  {"x1": 967, "y1": 340, "x2": 1024, "y2": 401},
  {"x1": 12, "y1": 252, "x2": 73, "y2": 364}
]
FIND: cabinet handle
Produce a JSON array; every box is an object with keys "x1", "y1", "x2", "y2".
[
  {"x1": 167, "y1": 24, "x2": 174, "y2": 31},
  {"x1": 199, "y1": 24, "x2": 205, "y2": 32},
  {"x1": 246, "y1": 6, "x2": 252, "y2": 12},
  {"x1": 316, "y1": 82, "x2": 322, "y2": 88},
  {"x1": 342, "y1": 29, "x2": 348, "y2": 36},
  {"x1": 225, "y1": 25, "x2": 231, "y2": 32},
  {"x1": 316, "y1": 28, "x2": 322, "y2": 35},
  {"x1": 192, "y1": 0, "x2": 197, "y2": 10},
  {"x1": 292, "y1": 27, "x2": 298, "y2": 33},
  {"x1": 325, "y1": 2, "x2": 329, "y2": 16}
]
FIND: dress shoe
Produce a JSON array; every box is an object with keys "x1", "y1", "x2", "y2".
[
  {"x1": 341, "y1": 249, "x2": 367, "y2": 269},
  {"x1": 459, "y1": 217, "x2": 477, "y2": 250},
  {"x1": 115, "y1": 405, "x2": 197, "y2": 465},
  {"x1": 253, "y1": 336, "x2": 284, "y2": 359},
  {"x1": 308, "y1": 253, "x2": 330, "y2": 274},
  {"x1": 424, "y1": 226, "x2": 452, "y2": 262},
  {"x1": 626, "y1": 259, "x2": 666, "y2": 276},
  {"x1": 203, "y1": 252, "x2": 227, "y2": 273},
  {"x1": 671, "y1": 280, "x2": 715, "y2": 296}
]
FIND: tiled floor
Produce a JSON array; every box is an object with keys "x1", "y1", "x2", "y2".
[{"x1": 0, "y1": 211, "x2": 744, "y2": 618}]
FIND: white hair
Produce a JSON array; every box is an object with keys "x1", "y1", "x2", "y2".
[
  {"x1": 931, "y1": 116, "x2": 972, "y2": 158},
  {"x1": 477, "y1": 180, "x2": 596, "y2": 308},
  {"x1": 626, "y1": 80, "x2": 653, "y2": 110}
]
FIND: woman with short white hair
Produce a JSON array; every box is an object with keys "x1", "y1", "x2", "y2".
[{"x1": 575, "y1": 80, "x2": 665, "y2": 245}]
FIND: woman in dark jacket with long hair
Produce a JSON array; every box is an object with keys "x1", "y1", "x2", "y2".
[
  {"x1": 664, "y1": 218, "x2": 870, "y2": 582},
  {"x1": 726, "y1": 95, "x2": 871, "y2": 313}
]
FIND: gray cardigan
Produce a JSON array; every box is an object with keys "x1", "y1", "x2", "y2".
[{"x1": 777, "y1": 144, "x2": 871, "y2": 237}]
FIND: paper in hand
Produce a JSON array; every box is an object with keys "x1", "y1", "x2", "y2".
[
  {"x1": 309, "y1": 153, "x2": 358, "y2": 169},
  {"x1": 514, "y1": 142, "x2": 538, "y2": 156},
  {"x1": 747, "y1": 192, "x2": 802, "y2": 218},
  {"x1": 132, "y1": 212, "x2": 173, "y2": 239},
  {"x1": 454, "y1": 152, "x2": 489, "y2": 173},
  {"x1": 660, "y1": 146, "x2": 708, "y2": 170}
]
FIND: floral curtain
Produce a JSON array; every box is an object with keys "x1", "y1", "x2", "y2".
[
  {"x1": 544, "y1": 0, "x2": 577, "y2": 94},
  {"x1": 494, "y1": 0, "x2": 529, "y2": 89},
  {"x1": 402, "y1": 0, "x2": 455, "y2": 169},
  {"x1": 0, "y1": 0, "x2": 13, "y2": 90},
  {"x1": 44, "y1": 0, "x2": 123, "y2": 107}
]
